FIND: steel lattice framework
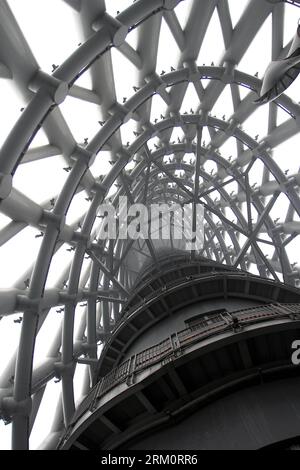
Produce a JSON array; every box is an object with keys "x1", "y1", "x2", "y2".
[{"x1": 0, "y1": 0, "x2": 300, "y2": 450}]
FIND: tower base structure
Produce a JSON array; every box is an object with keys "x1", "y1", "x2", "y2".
[{"x1": 58, "y1": 257, "x2": 300, "y2": 450}]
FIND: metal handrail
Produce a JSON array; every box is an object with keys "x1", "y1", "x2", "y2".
[{"x1": 78, "y1": 302, "x2": 300, "y2": 420}]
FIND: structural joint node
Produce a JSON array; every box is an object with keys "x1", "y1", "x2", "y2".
[
  {"x1": 71, "y1": 145, "x2": 96, "y2": 168},
  {"x1": 42, "y1": 211, "x2": 66, "y2": 231},
  {"x1": 222, "y1": 61, "x2": 235, "y2": 84},
  {"x1": 109, "y1": 101, "x2": 133, "y2": 124},
  {"x1": 54, "y1": 361, "x2": 75, "y2": 379},
  {"x1": 183, "y1": 60, "x2": 199, "y2": 82},
  {"x1": 92, "y1": 13, "x2": 128, "y2": 47},
  {"x1": 16, "y1": 295, "x2": 40, "y2": 311},
  {"x1": 145, "y1": 73, "x2": 170, "y2": 104},
  {"x1": 1, "y1": 397, "x2": 32, "y2": 417},
  {"x1": 29, "y1": 70, "x2": 68, "y2": 105}
]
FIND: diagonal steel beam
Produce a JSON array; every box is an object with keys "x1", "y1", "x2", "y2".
[
  {"x1": 233, "y1": 191, "x2": 280, "y2": 268},
  {"x1": 87, "y1": 250, "x2": 129, "y2": 296}
]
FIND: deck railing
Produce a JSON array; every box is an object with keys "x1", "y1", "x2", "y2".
[{"x1": 72, "y1": 302, "x2": 300, "y2": 423}]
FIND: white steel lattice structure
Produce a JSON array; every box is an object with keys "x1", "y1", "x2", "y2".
[{"x1": 0, "y1": 0, "x2": 300, "y2": 450}]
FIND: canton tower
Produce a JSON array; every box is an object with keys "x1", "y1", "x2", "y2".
[{"x1": 0, "y1": 0, "x2": 300, "y2": 450}]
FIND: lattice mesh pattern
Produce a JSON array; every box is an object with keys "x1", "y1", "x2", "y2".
[{"x1": 0, "y1": 0, "x2": 300, "y2": 449}]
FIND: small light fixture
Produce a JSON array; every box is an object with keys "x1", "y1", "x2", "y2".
[{"x1": 255, "y1": 19, "x2": 300, "y2": 104}]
